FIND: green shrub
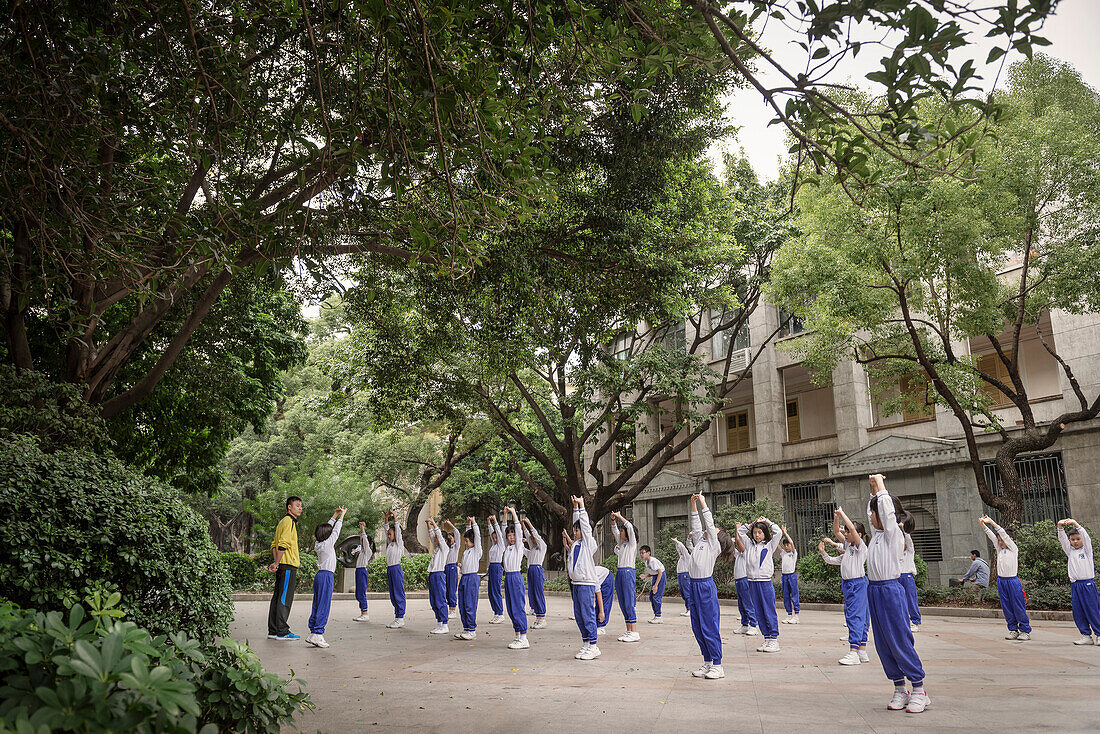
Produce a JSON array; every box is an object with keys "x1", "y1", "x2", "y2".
[
  {"x1": 797, "y1": 550, "x2": 841, "y2": 584},
  {"x1": 222, "y1": 552, "x2": 263, "y2": 590},
  {"x1": 913, "y1": 554, "x2": 929, "y2": 588},
  {"x1": 1022, "y1": 582, "x2": 1071, "y2": 610},
  {"x1": 796, "y1": 581, "x2": 845, "y2": 604},
  {"x1": 0, "y1": 595, "x2": 311, "y2": 733},
  {"x1": 545, "y1": 574, "x2": 571, "y2": 592},
  {"x1": 0, "y1": 366, "x2": 109, "y2": 453},
  {"x1": 0, "y1": 436, "x2": 233, "y2": 641},
  {"x1": 251, "y1": 551, "x2": 319, "y2": 593},
  {"x1": 713, "y1": 497, "x2": 786, "y2": 530},
  {"x1": 364, "y1": 554, "x2": 431, "y2": 591},
  {"x1": 1016, "y1": 519, "x2": 1071, "y2": 585}
]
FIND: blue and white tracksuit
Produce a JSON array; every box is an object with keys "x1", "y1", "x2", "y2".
[
  {"x1": 822, "y1": 539, "x2": 869, "y2": 649},
  {"x1": 780, "y1": 549, "x2": 800, "y2": 615},
  {"x1": 385, "y1": 523, "x2": 406, "y2": 619},
  {"x1": 445, "y1": 527, "x2": 461, "y2": 610},
  {"x1": 524, "y1": 527, "x2": 547, "y2": 618},
  {"x1": 673, "y1": 538, "x2": 693, "y2": 613},
  {"x1": 427, "y1": 528, "x2": 450, "y2": 625},
  {"x1": 308, "y1": 517, "x2": 342, "y2": 635},
  {"x1": 612, "y1": 519, "x2": 638, "y2": 625},
  {"x1": 502, "y1": 518, "x2": 528, "y2": 635},
  {"x1": 738, "y1": 521, "x2": 782, "y2": 640},
  {"x1": 354, "y1": 530, "x2": 373, "y2": 613},
  {"x1": 568, "y1": 507, "x2": 600, "y2": 645},
  {"x1": 1059, "y1": 523, "x2": 1100, "y2": 636},
  {"x1": 596, "y1": 565, "x2": 615, "y2": 629},
  {"x1": 732, "y1": 546, "x2": 757, "y2": 629},
  {"x1": 487, "y1": 519, "x2": 506, "y2": 616},
  {"x1": 458, "y1": 523, "x2": 482, "y2": 632},
  {"x1": 985, "y1": 523, "x2": 1030, "y2": 634},
  {"x1": 899, "y1": 533, "x2": 921, "y2": 626},
  {"x1": 688, "y1": 504, "x2": 722, "y2": 665},
  {"x1": 645, "y1": 556, "x2": 666, "y2": 617}
]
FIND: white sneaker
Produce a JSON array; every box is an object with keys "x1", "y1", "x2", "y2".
[
  {"x1": 906, "y1": 691, "x2": 931, "y2": 713},
  {"x1": 597, "y1": 626, "x2": 607, "y2": 636},
  {"x1": 431, "y1": 624, "x2": 449, "y2": 635},
  {"x1": 839, "y1": 650, "x2": 861, "y2": 666},
  {"x1": 266, "y1": 634, "x2": 278, "y2": 639},
  {"x1": 910, "y1": 623, "x2": 919, "y2": 633},
  {"x1": 353, "y1": 613, "x2": 369, "y2": 622},
  {"x1": 648, "y1": 617, "x2": 663, "y2": 624},
  {"x1": 576, "y1": 645, "x2": 601, "y2": 660},
  {"x1": 449, "y1": 607, "x2": 457, "y2": 616},
  {"x1": 680, "y1": 610, "x2": 691, "y2": 617},
  {"x1": 1095, "y1": 637, "x2": 1100, "y2": 646},
  {"x1": 755, "y1": 640, "x2": 769, "y2": 652},
  {"x1": 790, "y1": 615, "x2": 800, "y2": 624},
  {"x1": 737, "y1": 625, "x2": 749, "y2": 635},
  {"x1": 782, "y1": 616, "x2": 793, "y2": 624},
  {"x1": 692, "y1": 662, "x2": 712, "y2": 678},
  {"x1": 1015, "y1": 631, "x2": 1030, "y2": 641},
  {"x1": 1074, "y1": 634, "x2": 1094, "y2": 645},
  {"x1": 1005, "y1": 630, "x2": 1019, "y2": 640},
  {"x1": 489, "y1": 615, "x2": 505, "y2": 624},
  {"x1": 887, "y1": 690, "x2": 910, "y2": 711},
  {"x1": 588, "y1": 644, "x2": 602, "y2": 659},
  {"x1": 306, "y1": 633, "x2": 330, "y2": 648},
  {"x1": 762, "y1": 638, "x2": 780, "y2": 653},
  {"x1": 508, "y1": 637, "x2": 530, "y2": 649},
  {"x1": 704, "y1": 664, "x2": 726, "y2": 679},
  {"x1": 461, "y1": 631, "x2": 476, "y2": 640},
  {"x1": 858, "y1": 650, "x2": 870, "y2": 663},
  {"x1": 617, "y1": 631, "x2": 640, "y2": 642},
  {"x1": 744, "y1": 626, "x2": 759, "y2": 636},
  {"x1": 532, "y1": 619, "x2": 547, "y2": 629},
  {"x1": 387, "y1": 618, "x2": 405, "y2": 629},
  {"x1": 568, "y1": 615, "x2": 575, "y2": 620}
]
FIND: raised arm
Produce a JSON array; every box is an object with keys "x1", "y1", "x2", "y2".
[
  {"x1": 732, "y1": 522, "x2": 746, "y2": 553},
  {"x1": 869, "y1": 474, "x2": 900, "y2": 543},
  {"x1": 573, "y1": 496, "x2": 595, "y2": 548},
  {"x1": 672, "y1": 538, "x2": 689, "y2": 559},
  {"x1": 393, "y1": 517, "x2": 404, "y2": 551},
  {"x1": 697, "y1": 495, "x2": 716, "y2": 541},
  {"x1": 981, "y1": 516, "x2": 998, "y2": 547},
  {"x1": 818, "y1": 540, "x2": 842, "y2": 565},
  {"x1": 689, "y1": 500, "x2": 704, "y2": 545},
  {"x1": 625, "y1": 518, "x2": 636, "y2": 545},
  {"x1": 833, "y1": 509, "x2": 845, "y2": 543},
  {"x1": 766, "y1": 519, "x2": 783, "y2": 551},
  {"x1": 838, "y1": 506, "x2": 861, "y2": 547}
]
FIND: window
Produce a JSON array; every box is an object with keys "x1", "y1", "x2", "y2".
[
  {"x1": 782, "y1": 481, "x2": 835, "y2": 556},
  {"x1": 712, "y1": 488, "x2": 756, "y2": 508},
  {"x1": 660, "y1": 320, "x2": 686, "y2": 352},
  {"x1": 785, "y1": 398, "x2": 801, "y2": 442},
  {"x1": 610, "y1": 332, "x2": 633, "y2": 361},
  {"x1": 711, "y1": 309, "x2": 750, "y2": 358},
  {"x1": 975, "y1": 351, "x2": 1014, "y2": 408},
  {"x1": 724, "y1": 409, "x2": 752, "y2": 451},
  {"x1": 982, "y1": 452, "x2": 1070, "y2": 524},
  {"x1": 778, "y1": 308, "x2": 805, "y2": 338},
  {"x1": 899, "y1": 493, "x2": 943, "y2": 561},
  {"x1": 613, "y1": 424, "x2": 636, "y2": 471},
  {"x1": 900, "y1": 374, "x2": 934, "y2": 421}
]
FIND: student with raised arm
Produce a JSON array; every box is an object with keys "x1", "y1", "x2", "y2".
[
  {"x1": 425, "y1": 518, "x2": 450, "y2": 635},
  {"x1": 306, "y1": 506, "x2": 346, "y2": 648},
  {"x1": 980, "y1": 515, "x2": 1031, "y2": 641},
  {"x1": 738, "y1": 514, "x2": 782, "y2": 652},
  {"x1": 567, "y1": 496, "x2": 601, "y2": 660},
  {"x1": 731, "y1": 522, "x2": 758, "y2": 635},
  {"x1": 1057, "y1": 518, "x2": 1100, "y2": 645},
  {"x1": 899, "y1": 518, "x2": 922, "y2": 633},
  {"x1": 867, "y1": 474, "x2": 929, "y2": 713},
  {"x1": 486, "y1": 514, "x2": 507, "y2": 624},
  {"x1": 610, "y1": 510, "x2": 640, "y2": 643},
  {"x1": 454, "y1": 517, "x2": 482, "y2": 640},
  {"x1": 640, "y1": 545, "x2": 665, "y2": 624},
  {"x1": 444, "y1": 520, "x2": 461, "y2": 619},
  {"x1": 820, "y1": 506, "x2": 869, "y2": 665},
  {"x1": 672, "y1": 534, "x2": 693, "y2": 618},
  {"x1": 501, "y1": 507, "x2": 530, "y2": 649},
  {"x1": 522, "y1": 517, "x2": 548, "y2": 629},
  {"x1": 352, "y1": 521, "x2": 373, "y2": 623},
  {"x1": 687, "y1": 493, "x2": 724, "y2": 679},
  {"x1": 779, "y1": 525, "x2": 800, "y2": 625},
  {"x1": 383, "y1": 511, "x2": 407, "y2": 629}
]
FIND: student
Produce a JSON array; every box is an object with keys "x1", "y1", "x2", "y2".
[
  {"x1": 444, "y1": 520, "x2": 461, "y2": 618},
  {"x1": 267, "y1": 495, "x2": 303, "y2": 641},
  {"x1": 738, "y1": 514, "x2": 782, "y2": 652},
  {"x1": 501, "y1": 507, "x2": 530, "y2": 649},
  {"x1": 1057, "y1": 518, "x2": 1100, "y2": 645},
  {"x1": 383, "y1": 511, "x2": 407, "y2": 629},
  {"x1": 522, "y1": 517, "x2": 548, "y2": 629},
  {"x1": 779, "y1": 526, "x2": 800, "y2": 624},
  {"x1": 688, "y1": 493, "x2": 725, "y2": 679},
  {"x1": 672, "y1": 535, "x2": 693, "y2": 618},
  {"x1": 425, "y1": 518, "x2": 450, "y2": 635},
  {"x1": 610, "y1": 511, "x2": 640, "y2": 642},
  {"x1": 899, "y1": 518, "x2": 921, "y2": 633},
  {"x1": 353, "y1": 521, "x2": 373, "y2": 622},
  {"x1": 565, "y1": 496, "x2": 601, "y2": 660},
  {"x1": 980, "y1": 515, "x2": 1031, "y2": 641},
  {"x1": 867, "y1": 474, "x2": 929, "y2": 713},
  {"x1": 307, "y1": 506, "x2": 346, "y2": 648},
  {"x1": 730, "y1": 524, "x2": 759, "y2": 636},
  {"x1": 640, "y1": 545, "x2": 665, "y2": 624},
  {"x1": 454, "y1": 517, "x2": 482, "y2": 640},
  {"x1": 595, "y1": 563, "x2": 615, "y2": 635},
  {"x1": 819, "y1": 506, "x2": 869, "y2": 665},
  {"x1": 486, "y1": 514, "x2": 507, "y2": 624}
]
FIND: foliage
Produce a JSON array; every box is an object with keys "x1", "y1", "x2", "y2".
[
  {"x1": 251, "y1": 552, "x2": 319, "y2": 595},
  {"x1": 1016, "y1": 519, "x2": 1074, "y2": 585},
  {"x1": 713, "y1": 497, "x2": 787, "y2": 531},
  {"x1": 0, "y1": 366, "x2": 109, "y2": 453},
  {"x1": 0, "y1": 595, "x2": 311, "y2": 734},
  {"x1": 365, "y1": 554, "x2": 431, "y2": 592},
  {"x1": 0, "y1": 436, "x2": 232, "y2": 641},
  {"x1": 797, "y1": 551, "x2": 840, "y2": 585},
  {"x1": 221, "y1": 553, "x2": 263, "y2": 591},
  {"x1": 1019, "y1": 583, "x2": 1071, "y2": 611}
]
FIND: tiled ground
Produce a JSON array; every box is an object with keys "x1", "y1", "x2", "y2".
[{"x1": 231, "y1": 596, "x2": 1100, "y2": 733}]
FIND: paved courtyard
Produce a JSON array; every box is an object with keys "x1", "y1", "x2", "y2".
[{"x1": 231, "y1": 596, "x2": 1100, "y2": 733}]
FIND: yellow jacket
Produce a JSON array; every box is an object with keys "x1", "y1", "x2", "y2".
[{"x1": 271, "y1": 515, "x2": 300, "y2": 567}]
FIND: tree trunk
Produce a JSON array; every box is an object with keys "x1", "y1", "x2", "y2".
[{"x1": 401, "y1": 491, "x2": 429, "y2": 554}]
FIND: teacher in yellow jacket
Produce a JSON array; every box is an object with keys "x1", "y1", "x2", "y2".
[{"x1": 267, "y1": 496, "x2": 304, "y2": 640}]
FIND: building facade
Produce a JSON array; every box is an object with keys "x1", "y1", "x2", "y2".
[{"x1": 591, "y1": 299, "x2": 1100, "y2": 585}]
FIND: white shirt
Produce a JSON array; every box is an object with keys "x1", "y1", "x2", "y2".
[
  {"x1": 355, "y1": 530, "x2": 373, "y2": 568},
  {"x1": 612, "y1": 519, "x2": 638, "y2": 568},
  {"x1": 688, "y1": 507, "x2": 721, "y2": 579},
  {"x1": 460, "y1": 523, "x2": 482, "y2": 575},
  {"x1": 385, "y1": 523, "x2": 405, "y2": 567},
  {"x1": 732, "y1": 545, "x2": 748, "y2": 580},
  {"x1": 567, "y1": 508, "x2": 599, "y2": 585},
  {"x1": 595, "y1": 565, "x2": 611, "y2": 587},
  {"x1": 672, "y1": 538, "x2": 692, "y2": 575},
  {"x1": 1059, "y1": 525, "x2": 1095, "y2": 582},
  {"x1": 427, "y1": 528, "x2": 449, "y2": 573},
  {"x1": 524, "y1": 527, "x2": 547, "y2": 566},
  {"x1": 780, "y1": 549, "x2": 798, "y2": 575},
  {"x1": 644, "y1": 556, "x2": 665, "y2": 578},
  {"x1": 984, "y1": 524, "x2": 1019, "y2": 578},
  {"x1": 487, "y1": 519, "x2": 506, "y2": 564},
  {"x1": 445, "y1": 528, "x2": 461, "y2": 566},
  {"x1": 900, "y1": 533, "x2": 917, "y2": 575},
  {"x1": 822, "y1": 540, "x2": 867, "y2": 580},
  {"x1": 866, "y1": 492, "x2": 903, "y2": 581},
  {"x1": 315, "y1": 518, "x2": 343, "y2": 573},
  {"x1": 502, "y1": 520, "x2": 525, "y2": 572},
  {"x1": 738, "y1": 521, "x2": 782, "y2": 581}
]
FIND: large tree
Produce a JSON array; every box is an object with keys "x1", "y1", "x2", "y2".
[{"x1": 769, "y1": 56, "x2": 1100, "y2": 528}]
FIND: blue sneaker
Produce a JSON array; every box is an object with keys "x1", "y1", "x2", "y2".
[{"x1": 276, "y1": 632, "x2": 300, "y2": 641}]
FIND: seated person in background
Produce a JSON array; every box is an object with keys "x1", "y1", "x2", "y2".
[{"x1": 957, "y1": 549, "x2": 990, "y2": 588}]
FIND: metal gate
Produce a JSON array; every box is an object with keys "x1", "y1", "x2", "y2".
[
  {"x1": 782, "y1": 481, "x2": 836, "y2": 556},
  {"x1": 981, "y1": 452, "x2": 1070, "y2": 524}
]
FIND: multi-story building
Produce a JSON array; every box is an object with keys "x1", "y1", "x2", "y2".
[{"x1": 591, "y1": 298, "x2": 1100, "y2": 585}]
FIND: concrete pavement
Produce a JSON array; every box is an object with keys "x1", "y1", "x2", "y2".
[{"x1": 231, "y1": 596, "x2": 1100, "y2": 733}]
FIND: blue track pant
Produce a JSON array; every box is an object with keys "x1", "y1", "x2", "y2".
[
  {"x1": 687, "y1": 576, "x2": 722, "y2": 665},
  {"x1": 527, "y1": 565, "x2": 546, "y2": 616},
  {"x1": 308, "y1": 570, "x2": 334, "y2": 634},
  {"x1": 428, "y1": 570, "x2": 448, "y2": 624},
  {"x1": 996, "y1": 575, "x2": 1030, "y2": 633},
  {"x1": 387, "y1": 564, "x2": 406, "y2": 618},
  {"x1": 598, "y1": 572, "x2": 615, "y2": 628},
  {"x1": 734, "y1": 577, "x2": 757, "y2": 628},
  {"x1": 458, "y1": 572, "x2": 479, "y2": 631},
  {"x1": 899, "y1": 572, "x2": 921, "y2": 625},
  {"x1": 573, "y1": 584, "x2": 597, "y2": 644},
  {"x1": 504, "y1": 570, "x2": 528, "y2": 634},
  {"x1": 782, "y1": 572, "x2": 801, "y2": 615},
  {"x1": 1070, "y1": 579, "x2": 1100, "y2": 635},
  {"x1": 748, "y1": 579, "x2": 779, "y2": 638},
  {"x1": 445, "y1": 563, "x2": 459, "y2": 608},
  {"x1": 868, "y1": 579, "x2": 924, "y2": 686},
  {"x1": 842, "y1": 576, "x2": 870, "y2": 649},
  {"x1": 615, "y1": 567, "x2": 637, "y2": 623},
  {"x1": 354, "y1": 567, "x2": 369, "y2": 613},
  {"x1": 678, "y1": 572, "x2": 692, "y2": 612},
  {"x1": 650, "y1": 573, "x2": 665, "y2": 617},
  {"x1": 487, "y1": 562, "x2": 504, "y2": 615}
]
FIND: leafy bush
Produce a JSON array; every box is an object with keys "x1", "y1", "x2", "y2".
[
  {"x1": 913, "y1": 554, "x2": 929, "y2": 588},
  {"x1": 713, "y1": 497, "x2": 786, "y2": 531},
  {"x1": 0, "y1": 366, "x2": 109, "y2": 453},
  {"x1": 0, "y1": 436, "x2": 233, "y2": 641},
  {"x1": 797, "y1": 550, "x2": 841, "y2": 584},
  {"x1": 795, "y1": 581, "x2": 845, "y2": 604},
  {"x1": 0, "y1": 595, "x2": 311, "y2": 734},
  {"x1": 544, "y1": 574, "x2": 571, "y2": 592},
  {"x1": 222, "y1": 553, "x2": 263, "y2": 590},
  {"x1": 1016, "y1": 519, "x2": 1071, "y2": 585},
  {"x1": 365, "y1": 554, "x2": 431, "y2": 591},
  {"x1": 1022, "y1": 582, "x2": 1071, "y2": 610},
  {"x1": 251, "y1": 551, "x2": 319, "y2": 593}
]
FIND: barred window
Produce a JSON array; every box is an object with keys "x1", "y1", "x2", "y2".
[{"x1": 899, "y1": 493, "x2": 943, "y2": 562}]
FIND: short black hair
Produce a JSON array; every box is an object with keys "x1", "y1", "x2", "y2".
[
  {"x1": 970, "y1": 549, "x2": 980, "y2": 558},
  {"x1": 464, "y1": 528, "x2": 476, "y2": 542},
  {"x1": 286, "y1": 495, "x2": 302, "y2": 510},
  {"x1": 315, "y1": 522, "x2": 334, "y2": 543},
  {"x1": 640, "y1": 545, "x2": 651, "y2": 553},
  {"x1": 751, "y1": 521, "x2": 772, "y2": 542},
  {"x1": 901, "y1": 515, "x2": 916, "y2": 534}
]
